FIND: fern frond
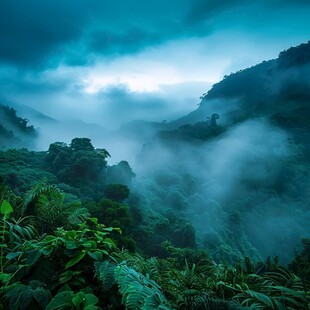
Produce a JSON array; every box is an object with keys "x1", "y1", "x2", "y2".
[
  {"x1": 67, "y1": 207, "x2": 90, "y2": 227},
  {"x1": 193, "y1": 295, "x2": 246, "y2": 310},
  {"x1": 95, "y1": 260, "x2": 116, "y2": 292},
  {"x1": 114, "y1": 264, "x2": 169, "y2": 309}
]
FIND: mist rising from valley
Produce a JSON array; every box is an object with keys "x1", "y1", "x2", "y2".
[{"x1": 1, "y1": 41, "x2": 310, "y2": 264}]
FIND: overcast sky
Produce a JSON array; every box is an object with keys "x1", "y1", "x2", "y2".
[{"x1": 1, "y1": 0, "x2": 310, "y2": 128}]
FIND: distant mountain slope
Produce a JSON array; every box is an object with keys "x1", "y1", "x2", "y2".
[
  {"x1": 0, "y1": 104, "x2": 38, "y2": 149},
  {"x1": 6, "y1": 102, "x2": 58, "y2": 124},
  {"x1": 135, "y1": 42, "x2": 310, "y2": 261},
  {"x1": 174, "y1": 41, "x2": 310, "y2": 127}
]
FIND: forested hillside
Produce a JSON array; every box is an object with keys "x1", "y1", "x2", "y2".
[
  {"x1": 175, "y1": 41, "x2": 310, "y2": 128},
  {"x1": 1, "y1": 42, "x2": 310, "y2": 309},
  {"x1": 134, "y1": 41, "x2": 310, "y2": 262},
  {"x1": 0, "y1": 105, "x2": 37, "y2": 149}
]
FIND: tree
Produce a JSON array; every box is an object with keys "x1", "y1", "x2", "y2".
[
  {"x1": 47, "y1": 142, "x2": 70, "y2": 171},
  {"x1": 104, "y1": 184, "x2": 130, "y2": 202},
  {"x1": 47, "y1": 138, "x2": 110, "y2": 186},
  {"x1": 70, "y1": 137, "x2": 94, "y2": 151},
  {"x1": 289, "y1": 238, "x2": 310, "y2": 282},
  {"x1": 106, "y1": 161, "x2": 135, "y2": 185},
  {"x1": 210, "y1": 113, "x2": 220, "y2": 127}
]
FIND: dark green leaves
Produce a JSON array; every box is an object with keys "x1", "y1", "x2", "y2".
[
  {"x1": 65, "y1": 250, "x2": 86, "y2": 269},
  {"x1": 45, "y1": 291, "x2": 74, "y2": 310}
]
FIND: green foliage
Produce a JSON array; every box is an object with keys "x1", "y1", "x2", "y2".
[
  {"x1": 95, "y1": 260, "x2": 117, "y2": 292},
  {"x1": 47, "y1": 138, "x2": 110, "y2": 187},
  {"x1": 104, "y1": 183, "x2": 130, "y2": 202},
  {"x1": 4, "y1": 280, "x2": 52, "y2": 310},
  {"x1": 70, "y1": 138, "x2": 95, "y2": 152},
  {"x1": 106, "y1": 160, "x2": 136, "y2": 185},
  {"x1": 0, "y1": 183, "x2": 309, "y2": 310},
  {"x1": 1, "y1": 114, "x2": 310, "y2": 309},
  {"x1": 192, "y1": 296, "x2": 243, "y2": 310},
  {"x1": 135, "y1": 214, "x2": 197, "y2": 257},
  {"x1": 6, "y1": 217, "x2": 39, "y2": 249},
  {"x1": 87, "y1": 198, "x2": 133, "y2": 233},
  {"x1": 20, "y1": 182, "x2": 89, "y2": 233},
  {"x1": 0, "y1": 149, "x2": 57, "y2": 194},
  {"x1": 289, "y1": 238, "x2": 310, "y2": 283},
  {"x1": 157, "y1": 119, "x2": 225, "y2": 144},
  {"x1": 45, "y1": 289, "x2": 100, "y2": 310},
  {"x1": 0, "y1": 199, "x2": 14, "y2": 276}
]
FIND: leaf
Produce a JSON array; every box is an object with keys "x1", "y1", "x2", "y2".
[
  {"x1": 84, "y1": 306, "x2": 99, "y2": 310},
  {"x1": 58, "y1": 284, "x2": 72, "y2": 293},
  {"x1": 72, "y1": 293, "x2": 83, "y2": 307},
  {"x1": 103, "y1": 238, "x2": 116, "y2": 249},
  {"x1": 65, "y1": 250, "x2": 86, "y2": 269},
  {"x1": 0, "y1": 273, "x2": 12, "y2": 283},
  {"x1": 113, "y1": 227, "x2": 122, "y2": 234},
  {"x1": 245, "y1": 290, "x2": 274, "y2": 308},
  {"x1": 84, "y1": 293, "x2": 99, "y2": 305},
  {"x1": 45, "y1": 291, "x2": 74, "y2": 310},
  {"x1": 26, "y1": 250, "x2": 42, "y2": 266},
  {"x1": 59, "y1": 271, "x2": 74, "y2": 284},
  {"x1": 88, "y1": 251, "x2": 103, "y2": 261},
  {"x1": 103, "y1": 227, "x2": 114, "y2": 232},
  {"x1": 19, "y1": 288, "x2": 34, "y2": 310},
  {"x1": 267, "y1": 285, "x2": 306, "y2": 299},
  {"x1": 40, "y1": 246, "x2": 54, "y2": 256},
  {"x1": 1, "y1": 200, "x2": 13, "y2": 216},
  {"x1": 33, "y1": 287, "x2": 51, "y2": 308},
  {"x1": 88, "y1": 217, "x2": 98, "y2": 224},
  {"x1": 44, "y1": 235, "x2": 58, "y2": 244},
  {"x1": 82, "y1": 241, "x2": 94, "y2": 250},
  {"x1": 65, "y1": 241, "x2": 77, "y2": 250},
  {"x1": 6, "y1": 251, "x2": 22, "y2": 260}
]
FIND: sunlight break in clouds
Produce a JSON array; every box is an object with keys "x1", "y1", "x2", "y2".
[
  {"x1": 81, "y1": 38, "x2": 229, "y2": 94},
  {"x1": 83, "y1": 65, "x2": 181, "y2": 94}
]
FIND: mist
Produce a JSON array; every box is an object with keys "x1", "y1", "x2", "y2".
[{"x1": 130, "y1": 116, "x2": 307, "y2": 260}]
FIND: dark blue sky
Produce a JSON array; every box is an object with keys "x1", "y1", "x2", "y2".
[{"x1": 1, "y1": 0, "x2": 310, "y2": 127}]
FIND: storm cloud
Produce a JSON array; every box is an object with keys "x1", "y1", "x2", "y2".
[
  {"x1": 1, "y1": 0, "x2": 310, "y2": 68},
  {"x1": 0, "y1": 0, "x2": 310, "y2": 133}
]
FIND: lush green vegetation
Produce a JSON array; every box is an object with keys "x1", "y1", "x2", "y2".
[
  {"x1": 1, "y1": 41, "x2": 310, "y2": 309},
  {"x1": 1, "y1": 178, "x2": 309, "y2": 309},
  {"x1": 0, "y1": 139, "x2": 197, "y2": 256},
  {"x1": 0, "y1": 134, "x2": 310, "y2": 309}
]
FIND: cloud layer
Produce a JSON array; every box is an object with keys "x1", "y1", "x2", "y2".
[{"x1": 0, "y1": 0, "x2": 310, "y2": 130}]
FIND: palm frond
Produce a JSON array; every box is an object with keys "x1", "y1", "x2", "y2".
[{"x1": 21, "y1": 183, "x2": 63, "y2": 216}]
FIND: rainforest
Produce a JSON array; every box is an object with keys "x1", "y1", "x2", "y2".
[{"x1": 1, "y1": 1, "x2": 310, "y2": 309}]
